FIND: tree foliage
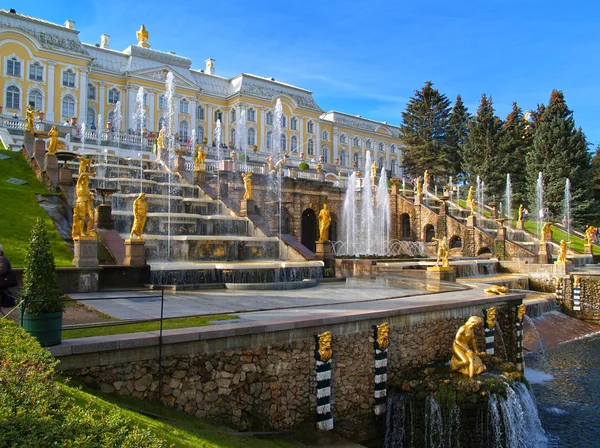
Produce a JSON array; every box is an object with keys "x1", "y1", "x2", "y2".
[{"x1": 446, "y1": 95, "x2": 470, "y2": 180}]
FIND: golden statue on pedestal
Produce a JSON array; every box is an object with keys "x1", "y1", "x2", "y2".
[
  {"x1": 431, "y1": 236, "x2": 449, "y2": 267},
  {"x1": 450, "y1": 316, "x2": 486, "y2": 378},
  {"x1": 416, "y1": 177, "x2": 422, "y2": 195},
  {"x1": 26, "y1": 105, "x2": 40, "y2": 132},
  {"x1": 423, "y1": 169, "x2": 429, "y2": 189},
  {"x1": 130, "y1": 193, "x2": 148, "y2": 241},
  {"x1": 318, "y1": 203, "x2": 332, "y2": 241},
  {"x1": 315, "y1": 331, "x2": 332, "y2": 362},
  {"x1": 517, "y1": 304, "x2": 526, "y2": 323},
  {"x1": 194, "y1": 144, "x2": 207, "y2": 171},
  {"x1": 585, "y1": 225, "x2": 597, "y2": 246},
  {"x1": 156, "y1": 127, "x2": 166, "y2": 159},
  {"x1": 47, "y1": 125, "x2": 59, "y2": 155},
  {"x1": 486, "y1": 307, "x2": 497, "y2": 330},
  {"x1": 466, "y1": 186, "x2": 475, "y2": 216},
  {"x1": 136, "y1": 24, "x2": 150, "y2": 48},
  {"x1": 72, "y1": 171, "x2": 96, "y2": 239},
  {"x1": 518, "y1": 204, "x2": 524, "y2": 222},
  {"x1": 77, "y1": 155, "x2": 92, "y2": 175},
  {"x1": 241, "y1": 172, "x2": 252, "y2": 200},
  {"x1": 540, "y1": 222, "x2": 553, "y2": 243},
  {"x1": 557, "y1": 240, "x2": 571, "y2": 263}
]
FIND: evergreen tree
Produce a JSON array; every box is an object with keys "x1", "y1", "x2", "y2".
[
  {"x1": 498, "y1": 102, "x2": 532, "y2": 211},
  {"x1": 399, "y1": 81, "x2": 451, "y2": 178},
  {"x1": 461, "y1": 94, "x2": 504, "y2": 200},
  {"x1": 592, "y1": 145, "x2": 600, "y2": 203},
  {"x1": 446, "y1": 95, "x2": 470, "y2": 180},
  {"x1": 525, "y1": 90, "x2": 595, "y2": 226}
]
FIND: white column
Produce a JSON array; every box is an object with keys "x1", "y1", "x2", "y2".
[
  {"x1": 98, "y1": 83, "x2": 106, "y2": 128},
  {"x1": 78, "y1": 69, "x2": 88, "y2": 123},
  {"x1": 46, "y1": 61, "x2": 56, "y2": 121},
  {"x1": 260, "y1": 108, "x2": 266, "y2": 152},
  {"x1": 333, "y1": 127, "x2": 339, "y2": 163}
]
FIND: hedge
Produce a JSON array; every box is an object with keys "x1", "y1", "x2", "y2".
[{"x1": 0, "y1": 320, "x2": 168, "y2": 447}]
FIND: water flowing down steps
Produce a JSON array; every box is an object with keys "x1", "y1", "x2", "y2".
[{"x1": 523, "y1": 310, "x2": 600, "y2": 352}]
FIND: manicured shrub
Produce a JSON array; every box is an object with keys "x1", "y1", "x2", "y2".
[{"x1": 298, "y1": 161, "x2": 309, "y2": 171}]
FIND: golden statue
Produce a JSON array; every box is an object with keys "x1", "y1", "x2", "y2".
[
  {"x1": 486, "y1": 307, "x2": 497, "y2": 330},
  {"x1": 136, "y1": 24, "x2": 150, "y2": 48},
  {"x1": 585, "y1": 225, "x2": 597, "y2": 246},
  {"x1": 431, "y1": 236, "x2": 449, "y2": 268},
  {"x1": 423, "y1": 169, "x2": 429, "y2": 188},
  {"x1": 371, "y1": 160, "x2": 377, "y2": 179},
  {"x1": 374, "y1": 322, "x2": 389, "y2": 350},
  {"x1": 485, "y1": 285, "x2": 509, "y2": 295},
  {"x1": 47, "y1": 125, "x2": 59, "y2": 155},
  {"x1": 416, "y1": 177, "x2": 422, "y2": 195},
  {"x1": 72, "y1": 171, "x2": 96, "y2": 239},
  {"x1": 557, "y1": 240, "x2": 571, "y2": 263},
  {"x1": 130, "y1": 193, "x2": 148, "y2": 241},
  {"x1": 316, "y1": 163, "x2": 322, "y2": 173},
  {"x1": 271, "y1": 154, "x2": 288, "y2": 173},
  {"x1": 540, "y1": 222, "x2": 553, "y2": 243},
  {"x1": 315, "y1": 331, "x2": 332, "y2": 362},
  {"x1": 518, "y1": 204, "x2": 524, "y2": 222},
  {"x1": 265, "y1": 156, "x2": 274, "y2": 173},
  {"x1": 517, "y1": 304, "x2": 526, "y2": 323},
  {"x1": 77, "y1": 155, "x2": 92, "y2": 175},
  {"x1": 26, "y1": 105, "x2": 41, "y2": 132},
  {"x1": 194, "y1": 144, "x2": 207, "y2": 171},
  {"x1": 466, "y1": 186, "x2": 475, "y2": 216},
  {"x1": 156, "y1": 127, "x2": 166, "y2": 159},
  {"x1": 241, "y1": 172, "x2": 252, "y2": 200},
  {"x1": 450, "y1": 316, "x2": 486, "y2": 378},
  {"x1": 318, "y1": 203, "x2": 332, "y2": 241},
  {"x1": 574, "y1": 275, "x2": 581, "y2": 288}
]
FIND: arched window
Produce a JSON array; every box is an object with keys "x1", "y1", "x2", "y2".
[
  {"x1": 248, "y1": 128, "x2": 256, "y2": 146},
  {"x1": 340, "y1": 150, "x2": 348, "y2": 166},
  {"x1": 353, "y1": 137, "x2": 360, "y2": 147},
  {"x1": 307, "y1": 121, "x2": 314, "y2": 133},
  {"x1": 247, "y1": 108, "x2": 256, "y2": 122},
  {"x1": 290, "y1": 117, "x2": 298, "y2": 130},
  {"x1": 450, "y1": 236, "x2": 463, "y2": 249},
  {"x1": 108, "y1": 88, "x2": 120, "y2": 104},
  {"x1": 214, "y1": 109, "x2": 223, "y2": 123},
  {"x1": 391, "y1": 144, "x2": 396, "y2": 154},
  {"x1": 353, "y1": 152, "x2": 360, "y2": 168},
  {"x1": 29, "y1": 62, "x2": 43, "y2": 81},
  {"x1": 280, "y1": 133, "x2": 287, "y2": 151},
  {"x1": 280, "y1": 115, "x2": 287, "y2": 128},
  {"x1": 424, "y1": 224, "x2": 436, "y2": 242},
  {"x1": 322, "y1": 130, "x2": 329, "y2": 141},
  {"x1": 378, "y1": 142, "x2": 384, "y2": 152},
  {"x1": 366, "y1": 140, "x2": 372, "y2": 149},
  {"x1": 6, "y1": 85, "x2": 20, "y2": 109},
  {"x1": 28, "y1": 89, "x2": 43, "y2": 110},
  {"x1": 230, "y1": 128, "x2": 236, "y2": 147},
  {"x1": 86, "y1": 107, "x2": 95, "y2": 126},
  {"x1": 291, "y1": 135, "x2": 298, "y2": 152},
  {"x1": 231, "y1": 108, "x2": 236, "y2": 122},
  {"x1": 390, "y1": 159, "x2": 397, "y2": 176},
  {"x1": 340, "y1": 134, "x2": 347, "y2": 144},
  {"x1": 158, "y1": 95, "x2": 167, "y2": 110},
  {"x1": 308, "y1": 139, "x2": 315, "y2": 156},
  {"x1": 62, "y1": 95, "x2": 75, "y2": 118},
  {"x1": 87, "y1": 83, "x2": 96, "y2": 100},
  {"x1": 266, "y1": 112, "x2": 273, "y2": 125},
  {"x1": 158, "y1": 116, "x2": 165, "y2": 131},
  {"x1": 197, "y1": 125, "x2": 205, "y2": 142},
  {"x1": 7, "y1": 57, "x2": 21, "y2": 77},
  {"x1": 266, "y1": 131, "x2": 273, "y2": 149},
  {"x1": 179, "y1": 121, "x2": 189, "y2": 141},
  {"x1": 197, "y1": 105, "x2": 205, "y2": 120},
  {"x1": 62, "y1": 69, "x2": 76, "y2": 87},
  {"x1": 322, "y1": 146, "x2": 329, "y2": 163},
  {"x1": 180, "y1": 99, "x2": 189, "y2": 114},
  {"x1": 378, "y1": 157, "x2": 384, "y2": 169}
]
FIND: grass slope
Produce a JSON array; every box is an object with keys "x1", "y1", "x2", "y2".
[
  {"x1": 523, "y1": 221, "x2": 600, "y2": 255},
  {"x1": 0, "y1": 149, "x2": 72, "y2": 267},
  {"x1": 65, "y1": 384, "x2": 289, "y2": 448}
]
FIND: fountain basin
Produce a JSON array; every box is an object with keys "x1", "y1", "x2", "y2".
[{"x1": 224, "y1": 278, "x2": 318, "y2": 290}]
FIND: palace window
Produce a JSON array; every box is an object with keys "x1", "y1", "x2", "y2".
[
  {"x1": 340, "y1": 150, "x2": 348, "y2": 166},
  {"x1": 340, "y1": 134, "x2": 347, "y2": 144},
  {"x1": 6, "y1": 86, "x2": 20, "y2": 109},
  {"x1": 230, "y1": 128, "x2": 236, "y2": 147},
  {"x1": 158, "y1": 95, "x2": 167, "y2": 110},
  {"x1": 214, "y1": 109, "x2": 223, "y2": 123},
  {"x1": 6, "y1": 57, "x2": 21, "y2": 77},
  {"x1": 391, "y1": 144, "x2": 396, "y2": 154},
  {"x1": 248, "y1": 128, "x2": 256, "y2": 146},
  {"x1": 322, "y1": 147, "x2": 329, "y2": 163},
  {"x1": 353, "y1": 137, "x2": 360, "y2": 146},
  {"x1": 197, "y1": 125, "x2": 205, "y2": 142},
  {"x1": 29, "y1": 62, "x2": 43, "y2": 81},
  {"x1": 266, "y1": 131, "x2": 273, "y2": 149},
  {"x1": 291, "y1": 135, "x2": 298, "y2": 152},
  {"x1": 87, "y1": 107, "x2": 95, "y2": 126},
  {"x1": 180, "y1": 99, "x2": 189, "y2": 114},
  {"x1": 62, "y1": 95, "x2": 75, "y2": 118},
  {"x1": 280, "y1": 134, "x2": 287, "y2": 151},
  {"x1": 280, "y1": 115, "x2": 287, "y2": 128},
  {"x1": 87, "y1": 83, "x2": 96, "y2": 100},
  {"x1": 322, "y1": 130, "x2": 329, "y2": 141},
  {"x1": 290, "y1": 117, "x2": 298, "y2": 131},
  {"x1": 62, "y1": 69, "x2": 76, "y2": 88},
  {"x1": 308, "y1": 139, "x2": 315, "y2": 156},
  {"x1": 378, "y1": 157, "x2": 384, "y2": 169},
  {"x1": 28, "y1": 89, "x2": 43, "y2": 110},
  {"x1": 307, "y1": 121, "x2": 314, "y2": 134},
  {"x1": 266, "y1": 112, "x2": 273, "y2": 125},
  {"x1": 231, "y1": 108, "x2": 236, "y2": 122},
  {"x1": 179, "y1": 121, "x2": 189, "y2": 141},
  {"x1": 391, "y1": 159, "x2": 397, "y2": 176},
  {"x1": 247, "y1": 108, "x2": 256, "y2": 122},
  {"x1": 366, "y1": 140, "x2": 372, "y2": 149},
  {"x1": 108, "y1": 88, "x2": 120, "y2": 104},
  {"x1": 378, "y1": 142, "x2": 384, "y2": 152},
  {"x1": 353, "y1": 152, "x2": 360, "y2": 168},
  {"x1": 197, "y1": 105, "x2": 205, "y2": 120}
]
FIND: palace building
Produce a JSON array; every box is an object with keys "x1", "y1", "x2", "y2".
[{"x1": 0, "y1": 9, "x2": 402, "y2": 175}]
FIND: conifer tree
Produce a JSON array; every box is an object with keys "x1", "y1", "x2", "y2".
[
  {"x1": 461, "y1": 94, "x2": 504, "y2": 200},
  {"x1": 525, "y1": 90, "x2": 595, "y2": 226},
  {"x1": 446, "y1": 94, "x2": 470, "y2": 180},
  {"x1": 399, "y1": 81, "x2": 451, "y2": 178},
  {"x1": 592, "y1": 145, "x2": 600, "y2": 203},
  {"x1": 498, "y1": 102, "x2": 532, "y2": 210}
]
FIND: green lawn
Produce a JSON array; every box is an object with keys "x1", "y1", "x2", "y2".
[
  {"x1": 522, "y1": 221, "x2": 600, "y2": 254},
  {"x1": 0, "y1": 149, "x2": 72, "y2": 267},
  {"x1": 64, "y1": 384, "x2": 290, "y2": 448},
  {"x1": 63, "y1": 314, "x2": 239, "y2": 339}
]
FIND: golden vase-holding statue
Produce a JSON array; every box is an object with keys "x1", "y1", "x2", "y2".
[
  {"x1": 26, "y1": 104, "x2": 41, "y2": 132},
  {"x1": 47, "y1": 125, "x2": 59, "y2": 155},
  {"x1": 450, "y1": 316, "x2": 487, "y2": 378},
  {"x1": 130, "y1": 192, "x2": 148, "y2": 241},
  {"x1": 318, "y1": 203, "x2": 332, "y2": 241},
  {"x1": 423, "y1": 169, "x2": 429, "y2": 189},
  {"x1": 486, "y1": 307, "x2": 497, "y2": 330},
  {"x1": 241, "y1": 172, "x2": 252, "y2": 200},
  {"x1": 416, "y1": 177, "x2": 422, "y2": 195},
  {"x1": 156, "y1": 127, "x2": 166, "y2": 158},
  {"x1": 77, "y1": 155, "x2": 92, "y2": 175},
  {"x1": 585, "y1": 225, "x2": 597, "y2": 246},
  {"x1": 540, "y1": 222, "x2": 553, "y2": 243},
  {"x1": 431, "y1": 236, "x2": 449, "y2": 268},
  {"x1": 194, "y1": 144, "x2": 207, "y2": 171},
  {"x1": 72, "y1": 171, "x2": 96, "y2": 239},
  {"x1": 517, "y1": 304, "x2": 526, "y2": 323},
  {"x1": 518, "y1": 204, "x2": 524, "y2": 222},
  {"x1": 466, "y1": 186, "x2": 475, "y2": 216}
]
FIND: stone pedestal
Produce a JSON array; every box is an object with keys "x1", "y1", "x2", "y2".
[
  {"x1": 193, "y1": 170, "x2": 206, "y2": 184},
  {"x1": 516, "y1": 220, "x2": 524, "y2": 230},
  {"x1": 58, "y1": 164, "x2": 73, "y2": 185},
  {"x1": 44, "y1": 153, "x2": 58, "y2": 187},
  {"x1": 124, "y1": 239, "x2": 146, "y2": 266},
  {"x1": 240, "y1": 199, "x2": 255, "y2": 217},
  {"x1": 426, "y1": 266, "x2": 457, "y2": 282},
  {"x1": 288, "y1": 167, "x2": 297, "y2": 179},
  {"x1": 317, "y1": 172, "x2": 325, "y2": 182},
  {"x1": 439, "y1": 198, "x2": 449, "y2": 216},
  {"x1": 175, "y1": 155, "x2": 186, "y2": 174},
  {"x1": 543, "y1": 230, "x2": 552, "y2": 244},
  {"x1": 584, "y1": 244, "x2": 593, "y2": 255},
  {"x1": 497, "y1": 226, "x2": 507, "y2": 241},
  {"x1": 466, "y1": 216, "x2": 476, "y2": 228},
  {"x1": 554, "y1": 261, "x2": 574, "y2": 275},
  {"x1": 315, "y1": 240, "x2": 334, "y2": 270},
  {"x1": 34, "y1": 140, "x2": 46, "y2": 163},
  {"x1": 73, "y1": 237, "x2": 99, "y2": 268},
  {"x1": 537, "y1": 243, "x2": 550, "y2": 264},
  {"x1": 414, "y1": 193, "x2": 423, "y2": 205},
  {"x1": 24, "y1": 131, "x2": 34, "y2": 156},
  {"x1": 95, "y1": 204, "x2": 114, "y2": 229},
  {"x1": 391, "y1": 182, "x2": 399, "y2": 195}
]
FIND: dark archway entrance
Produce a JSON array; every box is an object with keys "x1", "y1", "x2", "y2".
[
  {"x1": 401, "y1": 213, "x2": 411, "y2": 239},
  {"x1": 424, "y1": 224, "x2": 436, "y2": 242},
  {"x1": 301, "y1": 209, "x2": 317, "y2": 252}
]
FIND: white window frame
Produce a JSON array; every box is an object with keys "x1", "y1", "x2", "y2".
[
  {"x1": 307, "y1": 121, "x2": 314, "y2": 134},
  {"x1": 231, "y1": 108, "x2": 236, "y2": 122},
  {"x1": 322, "y1": 146, "x2": 329, "y2": 163},
  {"x1": 29, "y1": 62, "x2": 43, "y2": 81},
  {"x1": 340, "y1": 150, "x2": 348, "y2": 166},
  {"x1": 308, "y1": 139, "x2": 315, "y2": 156},
  {"x1": 87, "y1": 83, "x2": 96, "y2": 100},
  {"x1": 197, "y1": 125, "x2": 205, "y2": 142},
  {"x1": 353, "y1": 137, "x2": 360, "y2": 146},
  {"x1": 180, "y1": 99, "x2": 189, "y2": 114},
  {"x1": 214, "y1": 109, "x2": 223, "y2": 123},
  {"x1": 179, "y1": 121, "x2": 189, "y2": 141},
  {"x1": 62, "y1": 69, "x2": 76, "y2": 88},
  {"x1": 230, "y1": 127, "x2": 236, "y2": 147},
  {"x1": 291, "y1": 135, "x2": 298, "y2": 152},
  {"x1": 322, "y1": 130, "x2": 329, "y2": 141},
  {"x1": 28, "y1": 89, "x2": 43, "y2": 110},
  {"x1": 197, "y1": 105, "x2": 205, "y2": 120},
  {"x1": 266, "y1": 112, "x2": 273, "y2": 126},
  {"x1": 281, "y1": 115, "x2": 287, "y2": 128},
  {"x1": 248, "y1": 128, "x2": 256, "y2": 146},
  {"x1": 6, "y1": 57, "x2": 21, "y2": 77},
  {"x1": 62, "y1": 95, "x2": 76, "y2": 118},
  {"x1": 280, "y1": 133, "x2": 287, "y2": 151},
  {"x1": 266, "y1": 131, "x2": 273, "y2": 149},
  {"x1": 247, "y1": 108, "x2": 256, "y2": 122},
  {"x1": 391, "y1": 144, "x2": 396, "y2": 154},
  {"x1": 366, "y1": 140, "x2": 372, "y2": 149},
  {"x1": 87, "y1": 107, "x2": 95, "y2": 126},
  {"x1": 108, "y1": 88, "x2": 120, "y2": 104},
  {"x1": 6, "y1": 85, "x2": 20, "y2": 109}
]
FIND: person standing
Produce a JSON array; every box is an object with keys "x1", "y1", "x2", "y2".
[{"x1": 0, "y1": 244, "x2": 17, "y2": 307}]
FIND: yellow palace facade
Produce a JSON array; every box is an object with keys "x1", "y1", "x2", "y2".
[{"x1": 0, "y1": 9, "x2": 402, "y2": 175}]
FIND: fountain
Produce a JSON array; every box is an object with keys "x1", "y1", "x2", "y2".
[
  {"x1": 214, "y1": 118, "x2": 222, "y2": 214},
  {"x1": 272, "y1": 99, "x2": 283, "y2": 159},
  {"x1": 236, "y1": 109, "x2": 247, "y2": 171},
  {"x1": 164, "y1": 72, "x2": 176, "y2": 259},
  {"x1": 564, "y1": 178, "x2": 571, "y2": 242},
  {"x1": 535, "y1": 172, "x2": 544, "y2": 238},
  {"x1": 96, "y1": 113, "x2": 102, "y2": 145},
  {"x1": 80, "y1": 122, "x2": 86, "y2": 152},
  {"x1": 505, "y1": 173, "x2": 512, "y2": 222},
  {"x1": 112, "y1": 101, "x2": 122, "y2": 147}
]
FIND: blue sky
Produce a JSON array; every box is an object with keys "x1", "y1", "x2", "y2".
[{"x1": 18, "y1": 1, "x2": 600, "y2": 144}]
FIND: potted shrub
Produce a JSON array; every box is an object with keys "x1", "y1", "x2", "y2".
[
  {"x1": 20, "y1": 218, "x2": 65, "y2": 347},
  {"x1": 298, "y1": 161, "x2": 309, "y2": 171}
]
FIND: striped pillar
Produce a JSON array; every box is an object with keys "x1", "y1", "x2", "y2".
[
  {"x1": 373, "y1": 323, "x2": 389, "y2": 416},
  {"x1": 314, "y1": 332, "x2": 333, "y2": 431},
  {"x1": 573, "y1": 277, "x2": 581, "y2": 311},
  {"x1": 555, "y1": 277, "x2": 563, "y2": 302},
  {"x1": 483, "y1": 307, "x2": 496, "y2": 356},
  {"x1": 515, "y1": 304, "x2": 525, "y2": 371}
]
